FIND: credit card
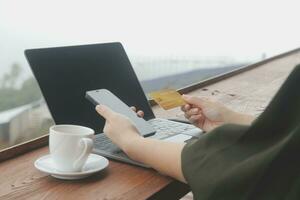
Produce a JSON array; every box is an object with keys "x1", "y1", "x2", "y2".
[{"x1": 149, "y1": 89, "x2": 186, "y2": 110}]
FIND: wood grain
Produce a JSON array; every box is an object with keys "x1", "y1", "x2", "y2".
[
  {"x1": 0, "y1": 135, "x2": 48, "y2": 162},
  {"x1": 0, "y1": 146, "x2": 189, "y2": 200},
  {"x1": 153, "y1": 50, "x2": 300, "y2": 119}
]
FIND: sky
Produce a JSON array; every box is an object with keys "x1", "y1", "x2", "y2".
[{"x1": 0, "y1": 0, "x2": 299, "y2": 78}]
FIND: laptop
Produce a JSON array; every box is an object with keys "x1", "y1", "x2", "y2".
[{"x1": 25, "y1": 42, "x2": 203, "y2": 167}]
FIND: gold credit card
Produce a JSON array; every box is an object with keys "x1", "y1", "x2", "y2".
[{"x1": 149, "y1": 89, "x2": 186, "y2": 110}]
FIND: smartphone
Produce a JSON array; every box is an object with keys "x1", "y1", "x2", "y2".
[{"x1": 85, "y1": 89, "x2": 155, "y2": 137}]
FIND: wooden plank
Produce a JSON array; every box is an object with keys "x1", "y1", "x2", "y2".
[
  {"x1": 0, "y1": 135, "x2": 48, "y2": 162},
  {"x1": 149, "y1": 47, "x2": 300, "y2": 106},
  {"x1": 0, "y1": 146, "x2": 189, "y2": 200}
]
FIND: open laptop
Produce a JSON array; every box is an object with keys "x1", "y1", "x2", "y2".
[{"x1": 25, "y1": 42, "x2": 203, "y2": 167}]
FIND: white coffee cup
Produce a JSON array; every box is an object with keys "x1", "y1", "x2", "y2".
[{"x1": 49, "y1": 124, "x2": 94, "y2": 172}]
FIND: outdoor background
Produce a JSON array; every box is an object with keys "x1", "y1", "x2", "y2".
[{"x1": 0, "y1": 0, "x2": 299, "y2": 149}]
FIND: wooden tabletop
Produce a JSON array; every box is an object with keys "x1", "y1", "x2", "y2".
[
  {"x1": 0, "y1": 146, "x2": 189, "y2": 200},
  {"x1": 153, "y1": 50, "x2": 300, "y2": 119},
  {"x1": 0, "y1": 49, "x2": 299, "y2": 200}
]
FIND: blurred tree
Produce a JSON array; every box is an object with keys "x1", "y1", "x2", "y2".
[
  {"x1": 0, "y1": 87, "x2": 20, "y2": 111},
  {"x1": 19, "y1": 78, "x2": 42, "y2": 104},
  {"x1": 9, "y1": 63, "x2": 22, "y2": 88},
  {"x1": 0, "y1": 77, "x2": 42, "y2": 112},
  {"x1": 0, "y1": 63, "x2": 22, "y2": 89},
  {"x1": 0, "y1": 63, "x2": 42, "y2": 112},
  {"x1": 1, "y1": 74, "x2": 10, "y2": 88}
]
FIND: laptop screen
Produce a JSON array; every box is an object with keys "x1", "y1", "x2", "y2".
[{"x1": 25, "y1": 42, "x2": 155, "y2": 133}]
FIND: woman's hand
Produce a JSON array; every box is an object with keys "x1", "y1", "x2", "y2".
[
  {"x1": 96, "y1": 105, "x2": 142, "y2": 151},
  {"x1": 96, "y1": 105, "x2": 186, "y2": 183},
  {"x1": 130, "y1": 106, "x2": 144, "y2": 118},
  {"x1": 181, "y1": 95, "x2": 254, "y2": 132}
]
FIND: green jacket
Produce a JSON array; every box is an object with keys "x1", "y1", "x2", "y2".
[{"x1": 182, "y1": 64, "x2": 300, "y2": 200}]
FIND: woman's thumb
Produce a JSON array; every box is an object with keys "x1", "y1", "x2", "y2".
[
  {"x1": 96, "y1": 105, "x2": 114, "y2": 120},
  {"x1": 182, "y1": 95, "x2": 205, "y2": 107}
]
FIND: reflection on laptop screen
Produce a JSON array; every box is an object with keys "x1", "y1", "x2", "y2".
[{"x1": 25, "y1": 42, "x2": 155, "y2": 133}]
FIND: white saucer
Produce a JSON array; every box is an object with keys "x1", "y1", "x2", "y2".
[{"x1": 34, "y1": 154, "x2": 109, "y2": 180}]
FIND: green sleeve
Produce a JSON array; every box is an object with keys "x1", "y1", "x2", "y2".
[
  {"x1": 180, "y1": 64, "x2": 300, "y2": 200},
  {"x1": 181, "y1": 124, "x2": 252, "y2": 200}
]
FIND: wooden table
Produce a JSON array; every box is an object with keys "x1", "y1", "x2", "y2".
[
  {"x1": 0, "y1": 48, "x2": 299, "y2": 200},
  {"x1": 0, "y1": 146, "x2": 189, "y2": 200}
]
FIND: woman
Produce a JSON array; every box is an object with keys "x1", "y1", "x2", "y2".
[{"x1": 96, "y1": 64, "x2": 300, "y2": 200}]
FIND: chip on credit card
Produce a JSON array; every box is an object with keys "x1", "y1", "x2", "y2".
[{"x1": 149, "y1": 89, "x2": 186, "y2": 110}]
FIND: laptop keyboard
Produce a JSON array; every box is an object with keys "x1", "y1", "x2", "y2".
[
  {"x1": 148, "y1": 118, "x2": 198, "y2": 139},
  {"x1": 94, "y1": 118, "x2": 201, "y2": 154}
]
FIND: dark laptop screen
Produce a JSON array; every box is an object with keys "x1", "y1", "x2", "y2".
[{"x1": 25, "y1": 42, "x2": 155, "y2": 133}]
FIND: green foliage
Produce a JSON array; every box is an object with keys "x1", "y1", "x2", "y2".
[
  {"x1": 0, "y1": 63, "x2": 42, "y2": 112},
  {"x1": 1, "y1": 63, "x2": 22, "y2": 88},
  {"x1": 18, "y1": 78, "x2": 42, "y2": 105},
  {"x1": 0, "y1": 77, "x2": 42, "y2": 112}
]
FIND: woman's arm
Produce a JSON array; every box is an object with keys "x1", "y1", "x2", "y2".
[
  {"x1": 125, "y1": 137, "x2": 186, "y2": 182},
  {"x1": 95, "y1": 95, "x2": 256, "y2": 183},
  {"x1": 96, "y1": 105, "x2": 187, "y2": 183}
]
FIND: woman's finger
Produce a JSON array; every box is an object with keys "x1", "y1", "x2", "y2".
[
  {"x1": 189, "y1": 114, "x2": 201, "y2": 123},
  {"x1": 137, "y1": 110, "x2": 144, "y2": 118},
  {"x1": 131, "y1": 106, "x2": 144, "y2": 118},
  {"x1": 180, "y1": 105, "x2": 186, "y2": 112},
  {"x1": 131, "y1": 106, "x2": 137, "y2": 112},
  {"x1": 181, "y1": 104, "x2": 191, "y2": 112},
  {"x1": 184, "y1": 113, "x2": 191, "y2": 119},
  {"x1": 182, "y1": 95, "x2": 206, "y2": 108},
  {"x1": 96, "y1": 105, "x2": 115, "y2": 120},
  {"x1": 186, "y1": 108, "x2": 200, "y2": 116},
  {"x1": 184, "y1": 104, "x2": 191, "y2": 111},
  {"x1": 196, "y1": 114, "x2": 205, "y2": 128}
]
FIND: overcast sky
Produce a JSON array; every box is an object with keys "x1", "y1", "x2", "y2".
[{"x1": 0, "y1": 0, "x2": 299, "y2": 76}]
